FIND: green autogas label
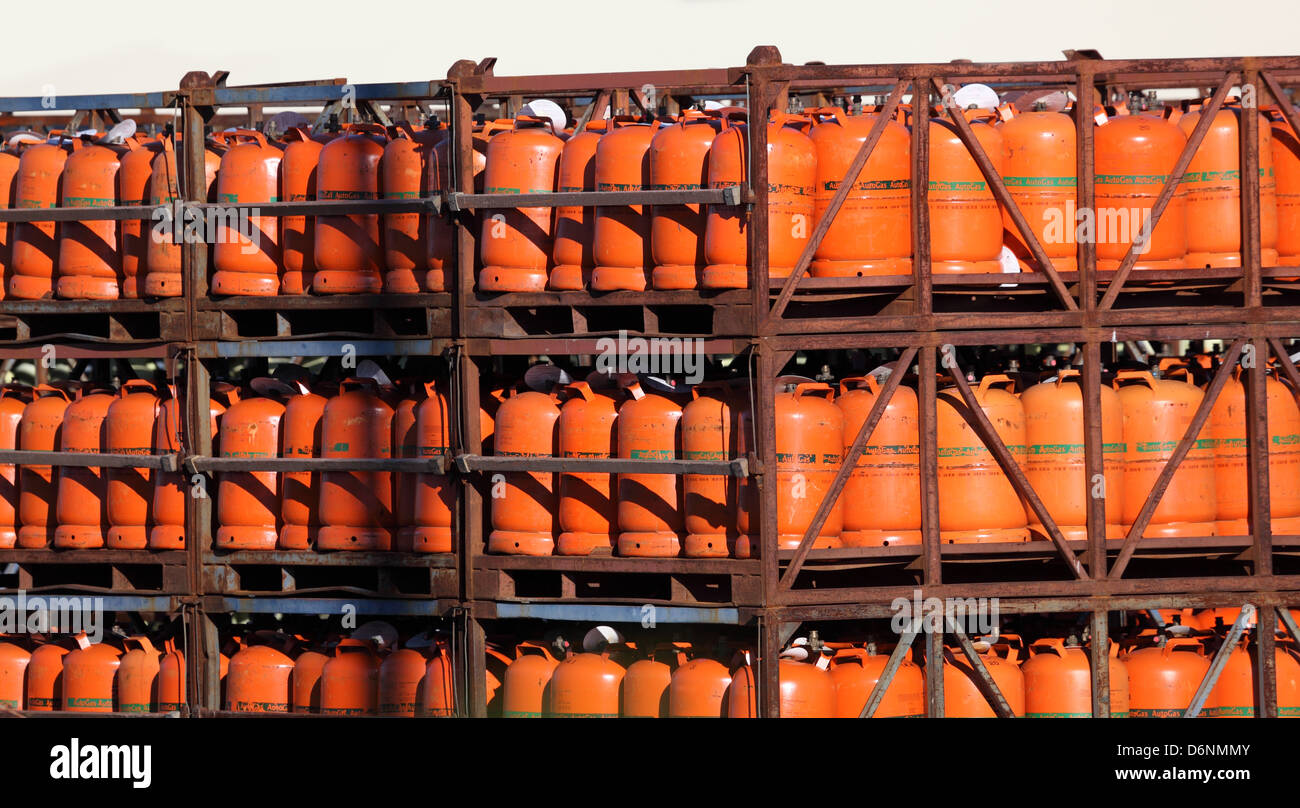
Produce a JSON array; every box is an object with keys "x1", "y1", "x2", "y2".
[
  {"x1": 822, "y1": 179, "x2": 911, "y2": 191},
  {"x1": 218, "y1": 193, "x2": 281, "y2": 203},
  {"x1": 63, "y1": 197, "x2": 114, "y2": 207},
  {"x1": 319, "y1": 190, "x2": 376, "y2": 200},
  {"x1": 937, "y1": 444, "x2": 1027, "y2": 457},
  {"x1": 862, "y1": 444, "x2": 920, "y2": 455},
  {"x1": 1027, "y1": 442, "x2": 1126, "y2": 455},
  {"x1": 1136, "y1": 439, "x2": 1215, "y2": 452},
  {"x1": 684, "y1": 450, "x2": 726, "y2": 461},
  {"x1": 1003, "y1": 176, "x2": 1077, "y2": 187},
  {"x1": 630, "y1": 449, "x2": 673, "y2": 460},
  {"x1": 1096, "y1": 174, "x2": 1171, "y2": 185},
  {"x1": 928, "y1": 179, "x2": 987, "y2": 191},
  {"x1": 648, "y1": 183, "x2": 704, "y2": 191}
]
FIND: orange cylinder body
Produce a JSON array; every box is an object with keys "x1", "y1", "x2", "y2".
[
  {"x1": 291, "y1": 649, "x2": 328, "y2": 713},
  {"x1": 216, "y1": 395, "x2": 285, "y2": 550},
  {"x1": 226, "y1": 644, "x2": 294, "y2": 712},
  {"x1": 1205, "y1": 641, "x2": 1300, "y2": 717},
  {"x1": 591, "y1": 122, "x2": 656, "y2": 291},
  {"x1": 808, "y1": 108, "x2": 912, "y2": 277},
  {"x1": 1021, "y1": 371, "x2": 1125, "y2": 541},
  {"x1": 0, "y1": 638, "x2": 30, "y2": 709},
  {"x1": 378, "y1": 647, "x2": 427, "y2": 717},
  {"x1": 1272, "y1": 111, "x2": 1300, "y2": 264},
  {"x1": 1210, "y1": 371, "x2": 1300, "y2": 534},
  {"x1": 54, "y1": 391, "x2": 113, "y2": 548},
  {"x1": 1023, "y1": 639, "x2": 1130, "y2": 717},
  {"x1": 26, "y1": 641, "x2": 70, "y2": 711},
  {"x1": 0, "y1": 386, "x2": 30, "y2": 548},
  {"x1": 668, "y1": 657, "x2": 732, "y2": 717},
  {"x1": 616, "y1": 385, "x2": 683, "y2": 557},
  {"x1": 391, "y1": 383, "x2": 422, "y2": 550},
  {"x1": 144, "y1": 139, "x2": 219, "y2": 297},
  {"x1": 682, "y1": 384, "x2": 742, "y2": 557},
  {"x1": 479, "y1": 118, "x2": 563, "y2": 292},
  {"x1": 556, "y1": 382, "x2": 618, "y2": 556},
  {"x1": 9, "y1": 141, "x2": 70, "y2": 299},
  {"x1": 998, "y1": 109, "x2": 1077, "y2": 272},
  {"x1": 429, "y1": 120, "x2": 507, "y2": 291},
  {"x1": 777, "y1": 657, "x2": 837, "y2": 717},
  {"x1": 17, "y1": 386, "x2": 73, "y2": 548},
  {"x1": 417, "y1": 642, "x2": 456, "y2": 717},
  {"x1": 550, "y1": 651, "x2": 625, "y2": 718},
  {"x1": 118, "y1": 138, "x2": 160, "y2": 298},
  {"x1": 212, "y1": 130, "x2": 282, "y2": 295},
  {"x1": 56, "y1": 142, "x2": 123, "y2": 300},
  {"x1": 150, "y1": 393, "x2": 223, "y2": 549},
  {"x1": 1178, "y1": 107, "x2": 1278, "y2": 268},
  {"x1": 1094, "y1": 114, "x2": 1189, "y2": 271},
  {"x1": 116, "y1": 637, "x2": 161, "y2": 713},
  {"x1": 382, "y1": 124, "x2": 442, "y2": 293},
  {"x1": 829, "y1": 646, "x2": 925, "y2": 718},
  {"x1": 650, "y1": 114, "x2": 724, "y2": 289},
  {"x1": 1125, "y1": 638, "x2": 1209, "y2": 717},
  {"x1": 550, "y1": 121, "x2": 606, "y2": 289},
  {"x1": 929, "y1": 115, "x2": 1005, "y2": 274},
  {"x1": 105, "y1": 380, "x2": 159, "y2": 549},
  {"x1": 313, "y1": 126, "x2": 388, "y2": 294},
  {"x1": 320, "y1": 640, "x2": 381, "y2": 716},
  {"x1": 0, "y1": 145, "x2": 21, "y2": 300},
  {"x1": 623, "y1": 645, "x2": 688, "y2": 718},
  {"x1": 156, "y1": 640, "x2": 186, "y2": 712},
  {"x1": 942, "y1": 644, "x2": 1026, "y2": 717},
  {"x1": 487, "y1": 390, "x2": 559, "y2": 555},
  {"x1": 836, "y1": 376, "x2": 920, "y2": 546},
  {"x1": 279, "y1": 388, "x2": 326, "y2": 550},
  {"x1": 410, "y1": 381, "x2": 454, "y2": 553},
  {"x1": 1116, "y1": 371, "x2": 1217, "y2": 537},
  {"x1": 318, "y1": 380, "x2": 395, "y2": 551},
  {"x1": 502, "y1": 641, "x2": 560, "y2": 718},
  {"x1": 62, "y1": 639, "x2": 121, "y2": 713},
  {"x1": 280, "y1": 129, "x2": 325, "y2": 294},
  {"x1": 937, "y1": 375, "x2": 1030, "y2": 543}
]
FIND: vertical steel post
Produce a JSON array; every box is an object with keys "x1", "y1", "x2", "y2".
[
  {"x1": 1256, "y1": 604, "x2": 1279, "y2": 718},
  {"x1": 910, "y1": 77, "x2": 932, "y2": 318}
]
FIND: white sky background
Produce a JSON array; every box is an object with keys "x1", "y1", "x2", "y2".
[{"x1": 2, "y1": 0, "x2": 1297, "y2": 98}]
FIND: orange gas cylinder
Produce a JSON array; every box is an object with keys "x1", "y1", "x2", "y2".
[
  {"x1": 9, "y1": 139, "x2": 72, "y2": 299},
  {"x1": 703, "y1": 113, "x2": 816, "y2": 288},
  {"x1": 616, "y1": 381, "x2": 684, "y2": 557},
  {"x1": 390, "y1": 381, "x2": 423, "y2": 551},
  {"x1": 487, "y1": 388, "x2": 560, "y2": 555},
  {"x1": 479, "y1": 116, "x2": 563, "y2": 292},
  {"x1": 280, "y1": 128, "x2": 326, "y2": 294},
  {"x1": 1021, "y1": 370, "x2": 1125, "y2": 541},
  {"x1": 937, "y1": 374, "x2": 1030, "y2": 543},
  {"x1": 291, "y1": 648, "x2": 328, "y2": 714},
  {"x1": 502, "y1": 641, "x2": 560, "y2": 718},
  {"x1": 649, "y1": 112, "x2": 727, "y2": 289},
  {"x1": 156, "y1": 639, "x2": 186, "y2": 712},
  {"x1": 1271, "y1": 109, "x2": 1300, "y2": 265},
  {"x1": 1178, "y1": 105, "x2": 1278, "y2": 268},
  {"x1": 53, "y1": 389, "x2": 114, "y2": 548},
  {"x1": 26, "y1": 639, "x2": 71, "y2": 711},
  {"x1": 409, "y1": 380, "x2": 454, "y2": 553},
  {"x1": 212, "y1": 130, "x2": 282, "y2": 296},
  {"x1": 105, "y1": 380, "x2": 159, "y2": 549},
  {"x1": 150, "y1": 389, "x2": 223, "y2": 549},
  {"x1": 417, "y1": 640, "x2": 456, "y2": 717},
  {"x1": 118, "y1": 136, "x2": 160, "y2": 298},
  {"x1": 144, "y1": 136, "x2": 220, "y2": 297},
  {"x1": 430, "y1": 119, "x2": 511, "y2": 291},
  {"x1": 0, "y1": 142, "x2": 23, "y2": 300},
  {"x1": 623, "y1": 643, "x2": 690, "y2": 718},
  {"x1": 836, "y1": 375, "x2": 921, "y2": 546},
  {"x1": 550, "y1": 649, "x2": 625, "y2": 718},
  {"x1": 485, "y1": 644, "x2": 513, "y2": 716},
  {"x1": 378, "y1": 647, "x2": 427, "y2": 717},
  {"x1": 227, "y1": 644, "x2": 294, "y2": 712},
  {"x1": 942, "y1": 642, "x2": 1026, "y2": 717},
  {"x1": 320, "y1": 639, "x2": 381, "y2": 716},
  {"x1": 556, "y1": 381, "x2": 618, "y2": 556},
  {"x1": 215, "y1": 392, "x2": 285, "y2": 550},
  {"x1": 1115, "y1": 370, "x2": 1217, "y2": 537},
  {"x1": 279, "y1": 383, "x2": 326, "y2": 550},
  {"x1": 0, "y1": 385, "x2": 31, "y2": 548},
  {"x1": 1125, "y1": 637, "x2": 1209, "y2": 717},
  {"x1": 313, "y1": 124, "x2": 388, "y2": 294},
  {"x1": 829, "y1": 644, "x2": 925, "y2": 717},
  {"x1": 382, "y1": 122, "x2": 442, "y2": 293},
  {"x1": 1094, "y1": 112, "x2": 1189, "y2": 271},
  {"x1": 0, "y1": 636, "x2": 30, "y2": 709},
  {"x1": 929, "y1": 112, "x2": 1005, "y2": 274},
  {"x1": 1204, "y1": 638, "x2": 1300, "y2": 717},
  {"x1": 777, "y1": 652, "x2": 837, "y2": 717},
  {"x1": 997, "y1": 105, "x2": 1077, "y2": 272},
  {"x1": 61, "y1": 635, "x2": 121, "y2": 713},
  {"x1": 550, "y1": 119, "x2": 607, "y2": 289},
  {"x1": 56, "y1": 139, "x2": 124, "y2": 300},
  {"x1": 591, "y1": 120, "x2": 656, "y2": 291},
  {"x1": 1023, "y1": 637, "x2": 1129, "y2": 718},
  {"x1": 808, "y1": 107, "x2": 911, "y2": 277},
  {"x1": 725, "y1": 651, "x2": 759, "y2": 717},
  {"x1": 318, "y1": 378, "x2": 395, "y2": 551},
  {"x1": 1209, "y1": 369, "x2": 1300, "y2": 534},
  {"x1": 17, "y1": 385, "x2": 75, "y2": 548},
  {"x1": 116, "y1": 636, "x2": 161, "y2": 713},
  {"x1": 682, "y1": 383, "x2": 742, "y2": 557},
  {"x1": 668, "y1": 655, "x2": 731, "y2": 717}
]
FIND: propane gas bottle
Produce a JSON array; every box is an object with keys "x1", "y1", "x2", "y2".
[
  {"x1": 942, "y1": 642, "x2": 1026, "y2": 717},
  {"x1": 0, "y1": 385, "x2": 32, "y2": 548},
  {"x1": 478, "y1": 116, "x2": 563, "y2": 292},
  {"x1": 17, "y1": 385, "x2": 74, "y2": 548},
  {"x1": 417, "y1": 641, "x2": 456, "y2": 717},
  {"x1": 1023, "y1": 638, "x2": 1130, "y2": 718},
  {"x1": 835, "y1": 375, "x2": 921, "y2": 546},
  {"x1": 212, "y1": 130, "x2": 283, "y2": 296},
  {"x1": 668, "y1": 656, "x2": 732, "y2": 718},
  {"x1": 278, "y1": 382, "x2": 326, "y2": 550},
  {"x1": 682, "y1": 383, "x2": 742, "y2": 557},
  {"x1": 319, "y1": 639, "x2": 381, "y2": 716},
  {"x1": 936, "y1": 374, "x2": 1030, "y2": 543},
  {"x1": 61, "y1": 635, "x2": 121, "y2": 713},
  {"x1": 550, "y1": 649, "x2": 625, "y2": 718},
  {"x1": 591, "y1": 120, "x2": 656, "y2": 291},
  {"x1": 409, "y1": 380, "x2": 454, "y2": 553},
  {"x1": 118, "y1": 136, "x2": 161, "y2": 298},
  {"x1": 502, "y1": 641, "x2": 560, "y2": 718},
  {"x1": 313, "y1": 124, "x2": 389, "y2": 294},
  {"x1": 616, "y1": 381, "x2": 685, "y2": 557},
  {"x1": 390, "y1": 381, "x2": 424, "y2": 551},
  {"x1": 53, "y1": 389, "x2": 114, "y2": 548},
  {"x1": 1094, "y1": 112, "x2": 1189, "y2": 271},
  {"x1": 318, "y1": 378, "x2": 395, "y2": 551},
  {"x1": 116, "y1": 636, "x2": 161, "y2": 713},
  {"x1": 0, "y1": 141, "x2": 26, "y2": 301},
  {"x1": 1115, "y1": 369, "x2": 1217, "y2": 537},
  {"x1": 556, "y1": 381, "x2": 618, "y2": 556},
  {"x1": 156, "y1": 639, "x2": 187, "y2": 712},
  {"x1": 1125, "y1": 637, "x2": 1209, "y2": 717},
  {"x1": 650, "y1": 112, "x2": 729, "y2": 289},
  {"x1": 829, "y1": 645, "x2": 925, "y2": 718},
  {"x1": 151, "y1": 389, "x2": 224, "y2": 549},
  {"x1": 215, "y1": 391, "x2": 285, "y2": 550},
  {"x1": 279, "y1": 127, "x2": 326, "y2": 294},
  {"x1": 1021, "y1": 370, "x2": 1125, "y2": 541},
  {"x1": 1209, "y1": 368, "x2": 1300, "y2": 534},
  {"x1": 9, "y1": 139, "x2": 72, "y2": 299},
  {"x1": 378, "y1": 647, "x2": 427, "y2": 717},
  {"x1": 26, "y1": 639, "x2": 71, "y2": 711},
  {"x1": 778, "y1": 652, "x2": 837, "y2": 718},
  {"x1": 808, "y1": 106, "x2": 912, "y2": 277},
  {"x1": 105, "y1": 380, "x2": 159, "y2": 549},
  {"x1": 56, "y1": 139, "x2": 125, "y2": 300},
  {"x1": 0, "y1": 636, "x2": 30, "y2": 709},
  {"x1": 550, "y1": 119, "x2": 608, "y2": 289},
  {"x1": 997, "y1": 104, "x2": 1077, "y2": 272},
  {"x1": 430, "y1": 119, "x2": 511, "y2": 292},
  {"x1": 381, "y1": 122, "x2": 442, "y2": 293},
  {"x1": 291, "y1": 649, "x2": 328, "y2": 714},
  {"x1": 1204, "y1": 638, "x2": 1300, "y2": 717},
  {"x1": 487, "y1": 388, "x2": 560, "y2": 556},
  {"x1": 1271, "y1": 109, "x2": 1300, "y2": 266},
  {"x1": 227, "y1": 644, "x2": 294, "y2": 713},
  {"x1": 623, "y1": 643, "x2": 692, "y2": 718},
  {"x1": 928, "y1": 111, "x2": 1005, "y2": 274},
  {"x1": 144, "y1": 136, "x2": 220, "y2": 297}
]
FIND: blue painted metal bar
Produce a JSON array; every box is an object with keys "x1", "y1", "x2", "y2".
[
  {"x1": 216, "y1": 597, "x2": 452, "y2": 616},
  {"x1": 493, "y1": 603, "x2": 743, "y2": 624},
  {"x1": 0, "y1": 81, "x2": 446, "y2": 114},
  {"x1": 198, "y1": 339, "x2": 448, "y2": 359}
]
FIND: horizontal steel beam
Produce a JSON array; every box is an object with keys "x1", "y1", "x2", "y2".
[
  {"x1": 207, "y1": 596, "x2": 455, "y2": 616},
  {"x1": 488, "y1": 602, "x2": 744, "y2": 624},
  {"x1": 448, "y1": 186, "x2": 743, "y2": 211},
  {"x1": 0, "y1": 450, "x2": 177, "y2": 470},
  {"x1": 454, "y1": 453, "x2": 748, "y2": 476},
  {"x1": 188, "y1": 456, "x2": 449, "y2": 474},
  {"x1": 196, "y1": 339, "x2": 451, "y2": 359}
]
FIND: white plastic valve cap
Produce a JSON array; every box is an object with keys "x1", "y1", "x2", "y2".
[
  {"x1": 102, "y1": 119, "x2": 137, "y2": 145},
  {"x1": 523, "y1": 364, "x2": 572, "y2": 392},
  {"x1": 951, "y1": 83, "x2": 1000, "y2": 111},
  {"x1": 520, "y1": 99, "x2": 567, "y2": 133},
  {"x1": 582, "y1": 625, "x2": 624, "y2": 652}
]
